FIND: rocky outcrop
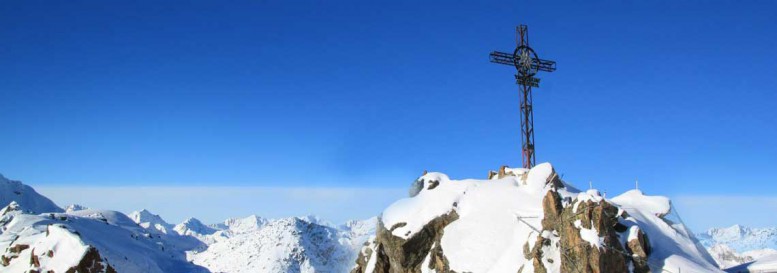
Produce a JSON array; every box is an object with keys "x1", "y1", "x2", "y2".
[
  {"x1": 626, "y1": 226, "x2": 651, "y2": 273},
  {"x1": 65, "y1": 247, "x2": 117, "y2": 273},
  {"x1": 527, "y1": 187, "x2": 632, "y2": 273},
  {"x1": 525, "y1": 168, "x2": 651, "y2": 273},
  {"x1": 352, "y1": 211, "x2": 459, "y2": 273}
]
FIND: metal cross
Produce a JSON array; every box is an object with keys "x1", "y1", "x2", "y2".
[{"x1": 489, "y1": 25, "x2": 557, "y2": 169}]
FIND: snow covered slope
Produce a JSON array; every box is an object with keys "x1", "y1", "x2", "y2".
[
  {"x1": 0, "y1": 204, "x2": 209, "y2": 273},
  {"x1": 0, "y1": 172, "x2": 377, "y2": 273},
  {"x1": 726, "y1": 253, "x2": 777, "y2": 273},
  {"x1": 187, "y1": 215, "x2": 375, "y2": 273},
  {"x1": 0, "y1": 173, "x2": 62, "y2": 214},
  {"x1": 352, "y1": 163, "x2": 722, "y2": 273},
  {"x1": 610, "y1": 189, "x2": 720, "y2": 272},
  {"x1": 174, "y1": 217, "x2": 218, "y2": 236}
]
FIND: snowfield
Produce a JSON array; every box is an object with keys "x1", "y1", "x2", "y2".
[{"x1": 0, "y1": 205, "x2": 210, "y2": 273}]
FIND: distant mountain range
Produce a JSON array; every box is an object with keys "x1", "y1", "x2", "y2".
[
  {"x1": 0, "y1": 173, "x2": 374, "y2": 273},
  {"x1": 697, "y1": 224, "x2": 777, "y2": 253},
  {"x1": 3, "y1": 170, "x2": 777, "y2": 273},
  {"x1": 696, "y1": 225, "x2": 777, "y2": 270}
]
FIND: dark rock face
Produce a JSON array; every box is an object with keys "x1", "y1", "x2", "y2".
[
  {"x1": 65, "y1": 247, "x2": 117, "y2": 273},
  {"x1": 351, "y1": 211, "x2": 459, "y2": 273},
  {"x1": 626, "y1": 226, "x2": 651, "y2": 273},
  {"x1": 526, "y1": 185, "x2": 650, "y2": 273}
]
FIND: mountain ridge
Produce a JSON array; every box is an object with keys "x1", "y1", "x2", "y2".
[{"x1": 0, "y1": 172, "x2": 374, "y2": 273}]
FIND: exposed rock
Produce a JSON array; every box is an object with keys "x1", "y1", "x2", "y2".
[
  {"x1": 65, "y1": 247, "x2": 117, "y2": 273},
  {"x1": 625, "y1": 225, "x2": 651, "y2": 273},
  {"x1": 9, "y1": 244, "x2": 29, "y2": 254},
  {"x1": 383, "y1": 211, "x2": 458, "y2": 272},
  {"x1": 352, "y1": 211, "x2": 459, "y2": 273},
  {"x1": 526, "y1": 188, "x2": 637, "y2": 273},
  {"x1": 488, "y1": 170, "x2": 498, "y2": 179},
  {"x1": 30, "y1": 249, "x2": 40, "y2": 267},
  {"x1": 1, "y1": 243, "x2": 29, "y2": 266},
  {"x1": 350, "y1": 242, "x2": 373, "y2": 273}
]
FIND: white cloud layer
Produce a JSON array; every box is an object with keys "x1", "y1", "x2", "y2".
[{"x1": 36, "y1": 186, "x2": 406, "y2": 225}]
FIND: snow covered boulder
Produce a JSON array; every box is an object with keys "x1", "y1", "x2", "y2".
[{"x1": 351, "y1": 163, "x2": 722, "y2": 273}]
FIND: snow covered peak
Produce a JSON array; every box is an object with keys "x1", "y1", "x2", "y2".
[
  {"x1": 129, "y1": 209, "x2": 162, "y2": 222},
  {"x1": 188, "y1": 216, "x2": 358, "y2": 273},
  {"x1": 298, "y1": 214, "x2": 332, "y2": 226},
  {"x1": 65, "y1": 204, "x2": 88, "y2": 213},
  {"x1": 219, "y1": 214, "x2": 268, "y2": 234},
  {"x1": 0, "y1": 173, "x2": 63, "y2": 214},
  {"x1": 697, "y1": 224, "x2": 777, "y2": 253},
  {"x1": 174, "y1": 217, "x2": 217, "y2": 236},
  {"x1": 129, "y1": 209, "x2": 173, "y2": 234},
  {"x1": 0, "y1": 201, "x2": 21, "y2": 215},
  {"x1": 340, "y1": 217, "x2": 378, "y2": 237},
  {"x1": 708, "y1": 224, "x2": 747, "y2": 240}
]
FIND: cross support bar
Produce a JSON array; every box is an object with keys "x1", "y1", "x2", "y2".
[{"x1": 489, "y1": 51, "x2": 557, "y2": 72}]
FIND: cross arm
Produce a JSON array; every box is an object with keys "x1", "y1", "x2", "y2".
[{"x1": 489, "y1": 51, "x2": 557, "y2": 72}]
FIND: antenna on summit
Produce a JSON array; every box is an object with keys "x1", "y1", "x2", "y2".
[{"x1": 635, "y1": 179, "x2": 639, "y2": 190}]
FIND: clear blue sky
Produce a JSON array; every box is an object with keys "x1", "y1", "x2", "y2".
[{"x1": 2, "y1": 1, "x2": 776, "y2": 226}]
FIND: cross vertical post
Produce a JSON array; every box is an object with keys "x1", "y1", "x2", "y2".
[{"x1": 490, "y1": 25, "x2": 556, "y2": 169}]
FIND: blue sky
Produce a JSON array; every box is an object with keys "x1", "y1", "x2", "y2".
[{"x1": 1, "y1": 1, "x2": 776, "y2": 228}]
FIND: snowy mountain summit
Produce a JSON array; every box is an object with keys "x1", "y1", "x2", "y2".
[
  {"x1": 188, "y1": 215, "x2": 365, "y2": 273},
  {"x1": 0, "y1": 173, "x2": 62, "y2": 214},
  {"x1": 351, "y1": 163, "x2": 721, "y2": 273}
]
